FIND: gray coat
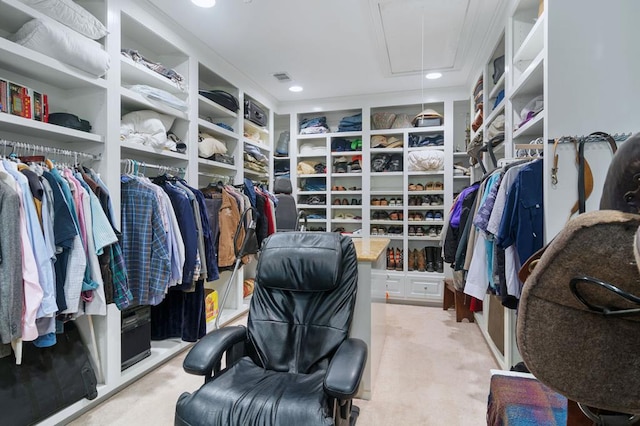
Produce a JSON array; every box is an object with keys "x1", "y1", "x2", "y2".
[{"x1": 0, "y1": 179, "x2": 23, "y2": 358}]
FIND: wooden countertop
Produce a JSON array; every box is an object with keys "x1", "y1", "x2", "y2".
[{"x1": 351, "y1": 237, "x2": 390, "y2": 262}]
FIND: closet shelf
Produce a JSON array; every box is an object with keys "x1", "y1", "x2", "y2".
[
  {"x1": 297, "y1": 204, "x2": 327, "y2": 209},
  {"x1": 407, "y1": 205, "x2": 445, "y2": 210},
  {"x1": 197, "y1": 94, "x2": 237, "y2": 119},
  {"x1": 197, "y1": 158, "x2": 237, "y2": 171},
  {"x1": 488, "y1": 73, "x2": 506, "y2": 99},
  {"x1": 298, "y1": 153, "x2": 328, "y2": 158},
  {"x1": 120, "y1": 140, "x2": 188, "y2": 161},
  {"x1": 371, "y1": 171, "x2": 403, "y2": 176},
  {"x1": 409, "y1": 125, "x2": 445, "y2": 134},
  {"x1": 513, "y1": 13, "x2": 545, "y2": 65},
  {"x1": 298, "y1": 130, "x2": 362, "y2": 139},
  {"x1": 298, "y1": 173, "x2": 326, "y2": 178},
  {"x1": 198, "y1": 119, "x2": 239, "y2": 140},
  {"x1": 331, "y1": 151, "x2": 363, "y2": 157},
  {"x1": 407, "y1": 146, "x2": 445, "y2": 153},
  {"x1": 454, "y1": 175, "x2": 472, "y2": 180},
  {"x1": 0, "y1": 113, "x2": 104, "y2": 144},
  {"x1": 407, "y1": 236, "x2": 442, "y2": 241},
  {"x1": 121, "y1": 87, "x2": 188, "y2": 120},
  {"x1": 332, "y1": 172, "x2": 363, "y2": 178},
  {"x1": 510, "y1": 51, "x2": 544, "y2": 99},
  {"x1": 243, "y1": 137, "x2": 271, "y2": 152},
  {"x1": 331, "y1": 205, "x2": 363, "y2": 210},
  {"x1": 243, "y1": 119, "x2": 269, "y2": 135},
  {"x1": 243, "y1": 168, "x2": 268, "y2": 179},
  {"x1": 0, "y1": 37, "x2": 107, "y2": 90},
  {"x1": 297, "y1": 190, "x2": 328, "y2": 195},
  {"x1": 370, "y1": 190, "x2": 404, "y2": 196},
  {"x1": 407, "y1": 170, "x2": 444, "y2": 176},
  {"x1": 306, "y1": 218, "x2": 328, "y2": 223},
  {"x1": 370, "y1": 147, "x2": 403, "y2": 153},
  {"x1": 407, "y1": 220, "x2": 445, "y2": 226},
  {"x1": 370, "y1": 129, "x2": 406, "y2": 136},
  {"x1": 513, "y1": 111, "x2": 544, "y2": 139},
  {"x1": 120, "y1": 56, "x2": 186, "y2": 96},
  {"x1": 484, "y1": 101, "x2": 506, "y2": 129}
]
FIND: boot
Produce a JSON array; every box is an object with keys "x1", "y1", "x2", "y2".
[
  {"x1": 426, "y1": 246, "x2": 435, "y2": 272},
  {"x1": 435, "y1": 248, "x2": 444, "y2": 273},
  {"x1": 408, "y1": 249, "x2": 415, "y2": 271},
  {"x1": 395, "y1": 248, "x2": 403, "y2": 271},
  {"x1": 386, "y1": 247, "x2": 395, "y2": 270},
  {"x1": 417, "y1": 248, "x2": 426, "y2": 272}
]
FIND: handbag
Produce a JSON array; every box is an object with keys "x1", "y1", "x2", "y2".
[
  {"x1": 48, "y1": 112, "x2": 91, "y2": 132},
  {"x1": 244, "y1": 100, "x2": 267, "y2": 127},
  {"x1": 198, "y1": 90, "x2": 239, "y2": 112}
]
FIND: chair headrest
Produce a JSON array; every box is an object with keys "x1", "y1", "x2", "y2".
[
  {"x1": 273, "y1": 177, "x2": 293, "y2": 194},
  {"x1": 256, "y1": 232, "x2": 342, "y2": 292}
]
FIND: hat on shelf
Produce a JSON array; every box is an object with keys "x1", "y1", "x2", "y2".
[
  {"x1": 412, "y1": 108, "x2": 444, "y2": 127},
  {"x1": 386, "y1": 136, "x2": 404, "y2": 148},
  {"x1": 371, "y1": 135, "x2": 388, "y2": 148}
]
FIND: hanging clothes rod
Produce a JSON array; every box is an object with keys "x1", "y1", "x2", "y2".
[
  {"x1": 120, "y1": 159, "x2": 185, "y2": 176},
  {"x1": 0, "y1": 138, "x2": 101, "y2": 160}
]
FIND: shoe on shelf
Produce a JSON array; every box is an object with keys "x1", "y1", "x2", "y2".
[
  {"x1": 378, "y1": 226, "x2": 387, "y2": 235},
  {"x1": 386, "y1": 247, "x2": 395, "y2": 270},
  {"x1": 426, "y1": 181, "x2": 435, "y2": 190},
  {"x1": 434, "y1": 181, "x2": 444, "y2": 191},
  {"x1": 415, "y1": 183, "x2": 424, "y2": 191},
  {"x1": 416, "y1": 226, "x2": 425, "y2": 237},
  {"x1": 431, "y1": 195, "x2": 443, "y2": 206},
  {"x1": 333, "y1": 198, "x2": 342, "y2": 205},
  {"x1": 371, "y1": 227, "x2": 378, "y2": 235},
  {"x1": 395, "y1": 248, "x2": 403, "y2": 272},
  {"x1": 408, "y1": 196, "x2": 417, "y2": 206},
  {"x1": 408, "y1": 183, "x2": 417, "y2": 191},
  {"x1": 434, "y1": 211, "x2": 443, "y2": 221},
  {"x1": 428, "y1": 226, "x2": 438, "y2": 237},
  {"x1": 380, "y1": 198, "x2": 388, "y2": 206},
  {"x1": 426, "y1": 211, "x2": 434, "y2": 221},
  {"x1": 421, "y1": 196, "x2": 431, "y2": 206},
  {"x1": 342, "y1": 198, "x2": 349, "y2": 205},
  {"x1": 388, "y1": 198, "x2": 396, "y2": 206},
  {"x1": 372, "y1": 198, "x2": 380, "y2": 206},
  {"x1": 408, "y1": 226, "x2": 416, "y2": 236},
  {"x1": 395, "y1": 198, "x2": 403, "y2": 206},
  {"x1": 417, "y1": 248, "x2": 426, "y2": 272}
]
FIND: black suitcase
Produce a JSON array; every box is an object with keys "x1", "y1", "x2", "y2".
[
  {"x1": 244, "y1": 99, "x2": 267, "y2": 127},
  {"x1": 199, "y1": 90, "x2": 239, "y2": 112}
]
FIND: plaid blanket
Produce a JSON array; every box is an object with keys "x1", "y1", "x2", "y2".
[{"x1": 487, "y1": 374, "x2": 567, "y2": 425}]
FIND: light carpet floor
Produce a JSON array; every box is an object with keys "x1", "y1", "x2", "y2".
[{"x1": 69, "y1": 304, "x2": 498, "y2": 425}]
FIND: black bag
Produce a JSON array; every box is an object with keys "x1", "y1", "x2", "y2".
[
  {"x1": 244, "y1": 100, "x2": 267, "y2": 127},
  {"x1": 0, "y1": 321, "x2": 98, "y2": 425},
  {"x1": 48, "y1": 113, "x2": 92, "y2": 132},
  {"x1": 199, "y1": 90, "x2": 239, "y2": 112}
]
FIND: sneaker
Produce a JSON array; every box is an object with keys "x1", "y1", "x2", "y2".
[
  {"x1": 421, "y1": 196, "x2": 431, "y2": 206},
  {"x1": 425, "y1": 211, "x2": 434, "y2": 221},
  {"x1": 434, "y1": 211, "x2": 443, "y2": 221},
  {"x1": 408, "y1": 226, "x2": 416, "y2": 236},
  {"x1": 428, "y1": 226, "x2": 438, "y2": 237}
]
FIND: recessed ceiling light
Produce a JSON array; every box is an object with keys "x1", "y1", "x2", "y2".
[
  {"x1": 425, "y1": 72, "x2": 442, "y2": 80},
  {"x1": 191, "y1": 0, "x2": 215, "y2": 8},
  {"x1": 289, "y1": 85, "x2": 303, "y2": 92}
]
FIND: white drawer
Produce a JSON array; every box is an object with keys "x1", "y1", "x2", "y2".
[
  {"x1": 406, "y1": 277, "x2": 442, "y2": 300},
  {"x1": 385, "y1": 273, "x2": 404, "y2": 298}
]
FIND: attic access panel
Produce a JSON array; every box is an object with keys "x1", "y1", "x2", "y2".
[{"x1": 373, "y1": 0, "x2": 469, "y2": 75}]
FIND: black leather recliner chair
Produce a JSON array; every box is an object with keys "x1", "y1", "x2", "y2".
[{"x1": 175, "y1": 232, "x2": 367, "y2": 426}]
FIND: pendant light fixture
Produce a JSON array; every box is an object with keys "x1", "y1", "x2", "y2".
[{"x1": 191, "y1": 0, "x2": 216, "y2": 8}]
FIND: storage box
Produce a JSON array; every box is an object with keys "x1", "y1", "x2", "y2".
[{"x1": 205, "y1": 289, "x2": 219, "y2": 323}]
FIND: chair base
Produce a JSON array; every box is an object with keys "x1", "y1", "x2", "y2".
[{"x1": 350, "y1": 405, "x2": 360, "y2": 426}]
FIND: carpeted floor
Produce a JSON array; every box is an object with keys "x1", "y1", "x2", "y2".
[{"x1": 69, "y1": 304, "x2": 498, "y2": 425}]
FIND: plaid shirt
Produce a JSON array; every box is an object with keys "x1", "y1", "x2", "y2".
[{"x1": 121, "y1": 176, "x2": 171, "y2": 306}]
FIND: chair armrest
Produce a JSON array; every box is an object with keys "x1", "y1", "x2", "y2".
[
  {"x1": 324, "y1": 338, "x2": 368, "y2": 400},
  {"x1": 183, "y1": 326, "x2": 247, "y2": 378}
]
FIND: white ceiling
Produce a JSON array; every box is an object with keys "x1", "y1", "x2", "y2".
[{"x1": 148, "y1": 0, "x2": 506, "y2": 104}]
